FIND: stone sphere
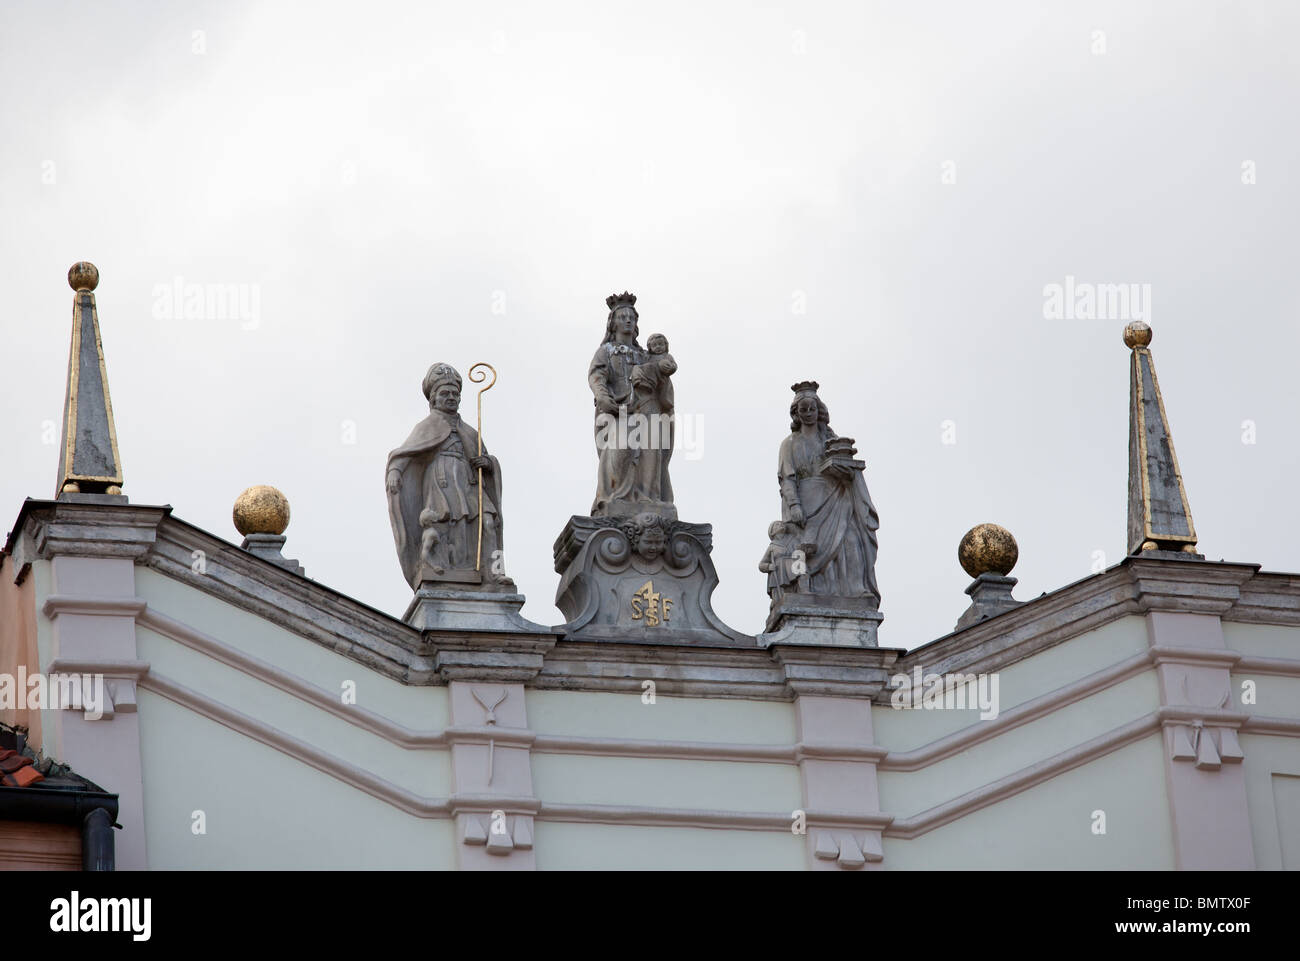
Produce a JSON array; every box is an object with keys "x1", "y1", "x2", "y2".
[
  {"x1": 233, "y1": 485, "x2": 290, "y2": 536},
  {"x1": 68, "y1": 262, "x2": 99, "y2": 291},
  {"x1": 1122, "y1": 321, "x2": 1152, "y2": 349},
  {"x1": 958, "y1": 523, "x2": 1019, "y2": 578}
]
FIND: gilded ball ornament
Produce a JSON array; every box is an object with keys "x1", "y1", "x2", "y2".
[
  {"x1": 233, "y1": 485, "x2": 290, "y2": 536},
  {"x1": 958, "y1": 523, "x2": 1019, "y2": 578},
  {"x1": 1122, "y1": 321, "x2": 1152, "y2": 349},
  {"x1": 68, "y1": 261, "x2": 99, "y2": 291}
]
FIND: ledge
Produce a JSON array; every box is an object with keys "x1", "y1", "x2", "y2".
[
  {"x1": 894, "y1": 557, "x2": 1278, "y2": 691},
  {"x1": 11, "y1": 498, "x2": 1300, "y2": 700}
]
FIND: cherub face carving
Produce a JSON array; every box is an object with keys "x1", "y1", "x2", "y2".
[{"x1": 637, "y1": 526, "x2": 667, "y2": 560}]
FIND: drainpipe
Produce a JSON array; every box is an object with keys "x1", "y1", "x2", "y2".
[{"x1": 82, "y1": 806, "x2": 116, "y2": 871}]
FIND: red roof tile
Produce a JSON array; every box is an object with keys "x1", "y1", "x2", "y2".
[{"x1": 0, "y1": 748, "x2": 44, "y2": 787}]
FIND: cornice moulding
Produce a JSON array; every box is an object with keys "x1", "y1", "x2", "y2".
[
  {"x1": 1233, "y1": 656, "x2": 1300, "y2": 677},
  {"x1": 45, "y1": 658, "x2": 150, "y2": 679},
  {"x1": 12, "y1": 500, "x2": 1300, "y2": 700},
  {"x1": 42, "y1": 595, "x2": 147, "y2": 618},
  {"x1": 1147, "y1": 646, "x2": 1243, "y2": 668},
  {"x1": 133, "y1": 658, "x2": 1300, "y2": 840}
]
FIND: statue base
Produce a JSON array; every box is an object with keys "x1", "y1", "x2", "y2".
[
  {"x1": 403, "y1": 580, "x2": 549, "y2": 633},
  {"x1": 954, "y1": 574, "x2": 1021, "y2": 631},
  {"x1": 552, "y1": 514, "x2": 750, "y2": 645},
  {"x1": 592, "y1": 500, "x2": 678, "y2": 521},
  {"x1": 411, "y1": 562, "x2": 518, "y2": 591},
  {"x1": 240, "y1": 533, "x2": 305, "y2": 576},
  {"x1": 758, "y1": 594, "x2": 883, "y2": 648}
]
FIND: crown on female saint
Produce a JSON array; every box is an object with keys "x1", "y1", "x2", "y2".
[
  {"x1": 791, "y1": 380, "x2": 820, "y2": 395},
  {"x1": 606, "y1": 291, "x2": 638, "y2": 311}
]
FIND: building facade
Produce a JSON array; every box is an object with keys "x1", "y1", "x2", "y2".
[{"x1": 1, "y1": 265, "x2": 1297, "y2": 870}]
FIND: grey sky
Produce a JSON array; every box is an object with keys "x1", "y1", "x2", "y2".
[{"x1": 3, "y1": 1, "x2": 1297, "y2": 649}]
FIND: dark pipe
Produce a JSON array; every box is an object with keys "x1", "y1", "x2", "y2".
[
  {"x1": 81, "y1": 806, "x2": 115, "y2": 871},
  {"x1": 0, "y1": 786, "x2": 116, "y2": 823},
  {"x1": 0, "y1": 786, "x2": 118, "y2": 870}
]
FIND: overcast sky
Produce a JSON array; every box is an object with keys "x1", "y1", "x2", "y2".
[{"x1": 3, "y1": 1, "x2": 1297, "y2": 649}]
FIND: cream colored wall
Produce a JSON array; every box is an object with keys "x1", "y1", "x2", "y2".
[
  {"x1": 1225, "y1": 623, "x2": 1300, "y2": 870},
  {"x1": 1233, "y1": 673, "x2": 1300, "y2": 719},
  {"x1": 1223, "y1": 621, "x2": 1300, "y2": 659},
  {"x1": 135, "y1": 568, "x2": 447, "y2": 731},
  {"x1": 532, "y1": 755, "x2": 800, "y2": 812},
  {"x1": 526, "y1": 691, "x2": 802, "y2": 861},
  {"x1": 134, "y1": 624, "x2": 451, "y2": 797},
  {"x1": 874, "y1": 616, "x2": 1151, "y2": 751},
  {"x1": 526, "y1": 689, "x2": 796, "y2": 743},
  {"x1": 1225, "y1": 623, "x2": 1300, "y2": 869},
  {"x1": 874, "y1": 616, "x2": 1175, "y2": 867},
  {"x1": 1238, "y1": 736, "x2": 1300, "y2": 870},
  {"x1": 132, "y1": 566, "x2": 457, "y2": 866},
  {"x1": 136, "y1": 690, "x2": 456, "y2": 869},
  {"x1": 881, "y1": 734, "x2": 1175, "y2": 869},
  {"x1": 534, "y1": 822, "x2": 805, "y2": 870},
  {"x1": 877, "y1": 671, "x2": 1160, "y2": 817}
]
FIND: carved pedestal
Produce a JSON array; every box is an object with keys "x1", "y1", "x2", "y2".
[
  {"x1": 553, "y1": 515, "x2": 750, "y2": 645},
  {"x1": 759, "y1": 594, "x2": 883, "y2": 648},
  {"x1": 239, "y1": 533, "x2": 304, "y2": 575},
  {"x1": 954, "y1": 573, "x2": 1021, "y2": 631},
  {"x1": 404, "y1": 570, "x2": 549, "y2": 633}
]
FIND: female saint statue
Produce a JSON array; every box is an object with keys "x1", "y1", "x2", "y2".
[{"x1": 773, "y1": 381, "x2": 880, "y2": 604}]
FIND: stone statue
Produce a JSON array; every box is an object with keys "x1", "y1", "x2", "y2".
[
  {"x1": 771, "y1": 381, "x2": 880, "y2": 605},
  {"x1": 759, "y1": 519, "x2": 812, "y2": 615},
  {"x1": 624, "y1": 511, "x2": 670, "y2": 561},
  {"x1": 385, "y1": 363, "x2": 513, "y2": 591},
  {"x1": 588, "y1": 292, "x2": 676, "y2": 518}
]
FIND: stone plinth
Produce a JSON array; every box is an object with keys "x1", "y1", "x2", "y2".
[
  {"x1": 596, "y1": 500, "x2": 678, "y2": 521},
  {"x1": 553, "y1": 515, "x2": 750, "y2": 645},
  {"x1": 56, "y1": 492, "x2": 129, "y2": 506},
  {"x1": 759, "y1": 594, "x2": 883, "y2": 648},
  {"x1": 240, "y1": 533, "x2": 304, "y2": 576},
  {"x1": 404, "y1": 582, "x2": 548, "y2": 633},
  {"x1": 954, "y1": 573, "x2": 1021, "y2": 631}
]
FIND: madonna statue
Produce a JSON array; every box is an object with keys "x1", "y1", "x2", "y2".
[{"x1": 587, "y1": 291, "x2": 677, "y2": 518}]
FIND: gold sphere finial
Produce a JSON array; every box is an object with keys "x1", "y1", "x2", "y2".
[
  {"x1": 68, "y1": 262, "x2": 99, "y2": 292},
  {"x1": 233, "y1": 485, "x2": 290, "y2": 536},
  {"x1": 958, "y1": 523, "x2": 1019, "y2": 578},
  {"x1": 1122, "y1": 320, "x2": 1152, "y2": 349}
]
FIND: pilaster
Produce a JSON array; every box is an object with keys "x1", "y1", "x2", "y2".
[
  {"x1": 446, "y1": 681, "x2": 538, "y2": 870},
  {"x1": 1146, "y1": 611, "x2": 1255, "y2": 869},
  {"x1": 795, "y1": 695, "x2": 890, "y2": 870},
  {"x1": 42, "y1": 555, "x2": 149, "y2": 870}
]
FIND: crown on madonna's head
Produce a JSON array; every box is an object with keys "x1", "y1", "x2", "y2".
[
  {"x1": 791, "y1": 380, "x2": 820, "y2": 395},
  {"x1": 606, "y1": 291, "x2": 638, "y2": 311}
]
